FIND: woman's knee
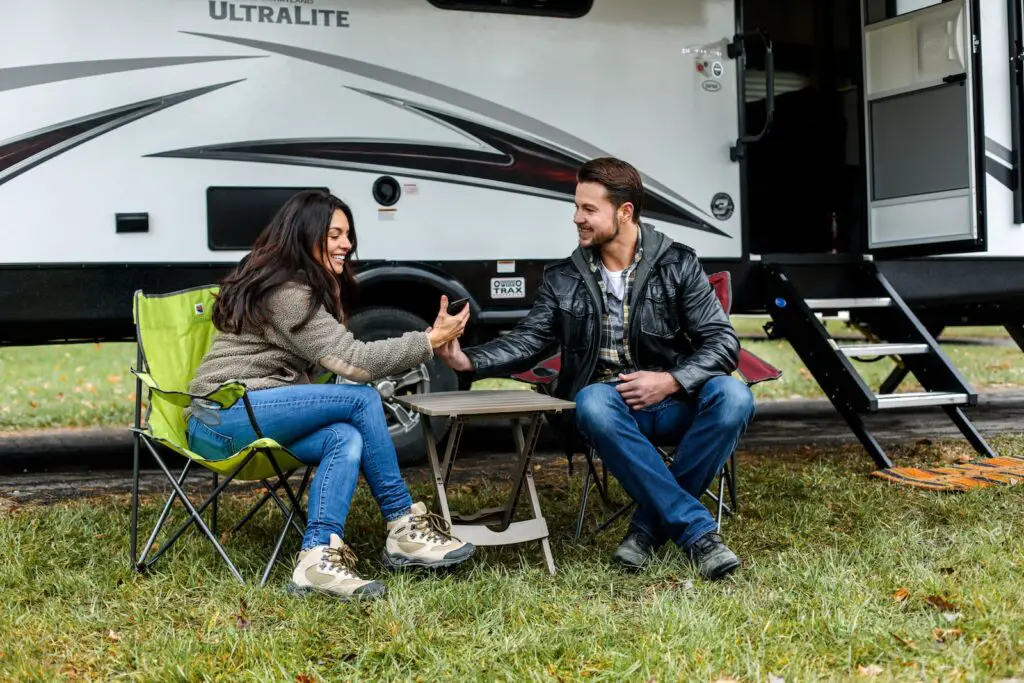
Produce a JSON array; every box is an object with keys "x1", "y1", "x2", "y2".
[
  {"x1": 324, "y1": 424, "x2": 363, "y2": 464},
  {"x1": 574, "y1": 383, "x2": 625, "y2": 434}
]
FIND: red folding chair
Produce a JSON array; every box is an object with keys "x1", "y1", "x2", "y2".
[{"x1": 510, "y1": 271, "x2": 782, "y2": 539}]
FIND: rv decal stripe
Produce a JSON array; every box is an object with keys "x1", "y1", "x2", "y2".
[
  {"x1": 182, "y1": 31, "x2": 719, "y2": 226},
  {"x1": 986, "y1": 157, "x2": 1014, "y2": 191},
  {"x1": 149, "y1": 88, "x2": 728, "y2": 236},
  {"x1": 0, "y1": 56, "x2": 262, "y2": 93},
  {"x1": 985, "y1": 137, "x2": 1013, "y2": 165},
  {"x1": 0, "y1": 81, "x2": 243, "y2": 187}
]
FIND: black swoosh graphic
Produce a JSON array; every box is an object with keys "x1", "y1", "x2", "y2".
[
  {"x1": 181, "y1": 31, "x2": 719, "y2": 226},
  {"x1": 0, "y1": 81, "x2": 243, "y2": 187},
  {"x1": 150, "y1": 89, "x2": 727, "y2": 235}
]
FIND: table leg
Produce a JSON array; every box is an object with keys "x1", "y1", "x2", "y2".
[
  {"x1": 420, "y1": 416, "x2": 452, "y2": 524},
  {"x1": 525, "y1": 465, "x2": 556, "y2": 575}
]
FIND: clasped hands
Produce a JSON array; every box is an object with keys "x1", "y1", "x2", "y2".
[{"x1": 426, "y1": 295, "x2": 470, "y2": 351}]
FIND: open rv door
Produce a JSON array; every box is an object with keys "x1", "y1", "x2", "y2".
[{"x1": 861, "y1": 0, "x2": 987, "y2": 256}]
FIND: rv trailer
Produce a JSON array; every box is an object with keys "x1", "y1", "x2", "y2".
[{"x1": 1, "y1": 0, "x2": 1023, "y2": 465}]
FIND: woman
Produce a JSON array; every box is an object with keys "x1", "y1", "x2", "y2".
[{"x1": 185, "y1": 189, "x2": 474, "y2": 601}]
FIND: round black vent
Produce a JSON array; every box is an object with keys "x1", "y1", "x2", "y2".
[{"x1": 372, "y1": 176, "x2": 401, "y2": 206}]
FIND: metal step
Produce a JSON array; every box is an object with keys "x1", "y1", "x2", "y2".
[
  {"x1": 875, "y1": 391, "x2": 968, "y2": 410},
  {"x1": 804, "y1": 297, "x2": 892, "y2": 310},
  {"x1": 839, "y1": 343, "x2": 929, "y2": 358}
]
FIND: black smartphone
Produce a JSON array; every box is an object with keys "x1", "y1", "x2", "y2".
[{"x1": 446, "y1": 297, "x2": 469, "y2": 315}]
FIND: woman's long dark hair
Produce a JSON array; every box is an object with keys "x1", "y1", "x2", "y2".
[{"x1": 212, "y1": 189, "x2": 359, "y2": 335}]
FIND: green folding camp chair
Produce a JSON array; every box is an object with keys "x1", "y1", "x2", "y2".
[{"x1": 129, "y1": 285, "x2": 312, "y2": 585}]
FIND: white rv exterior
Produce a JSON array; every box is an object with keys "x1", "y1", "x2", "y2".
[
  {"x1": 3, "y1": 0, "x2": 1024, "y2": 464},
  {"x1": 1, "y1": 0, "x2": 743, "y2": 267}
]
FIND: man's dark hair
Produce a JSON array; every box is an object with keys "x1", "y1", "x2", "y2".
[{"x1": 576, "y1": 156, "x2": 644, "y2": 222}]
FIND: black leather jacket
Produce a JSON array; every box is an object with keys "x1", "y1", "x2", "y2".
[{"x1": 464, "y1": 224, "x2": 740, "y2": 408}]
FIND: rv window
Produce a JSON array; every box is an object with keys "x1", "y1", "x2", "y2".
[
  {"x1": 206, "y1": 187, "x2": 330, "y2": 251},
  {"x1": 426, "y1": 0, "x2": 592, "y2": 18},
  {"x1": 865, "y1": 0, "x2": 949, "y2": 24}
]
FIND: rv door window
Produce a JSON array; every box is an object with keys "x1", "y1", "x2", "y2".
[
  {"x1": 866, "y1": 0, "x2": 948, "y2": 24},
  {"x1": 426, "y1": 0, "x2": 592, "y2": 18}
]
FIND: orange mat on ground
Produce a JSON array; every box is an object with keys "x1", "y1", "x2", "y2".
[{"x1": 871, "y1": 455, "x2": 1024, "y2": 491}]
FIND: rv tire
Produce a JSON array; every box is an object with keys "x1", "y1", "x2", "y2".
[{"x1": 341, "y1": 306, "x2": 457, "y2": 467}]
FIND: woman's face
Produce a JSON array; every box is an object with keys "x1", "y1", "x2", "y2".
[{"x1": 318, "y1": 208, "x2": 353, "y2": 276}]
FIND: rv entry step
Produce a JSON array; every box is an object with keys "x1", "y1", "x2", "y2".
[{"x1": 761, "y1": 261, "x2": 997, "y2": 470}]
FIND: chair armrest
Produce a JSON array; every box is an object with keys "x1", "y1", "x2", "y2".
[{"x1": 131, "y1": 369, "x2": 247, "y2": 409}]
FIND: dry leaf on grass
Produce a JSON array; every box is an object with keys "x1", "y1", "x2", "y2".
[
  {"x1": 892, "y1": 587, "x2": 910, "y2": 603},
  {"x1": 924, "y1": 595, "x2": 959, "y2": 612},
  {"x1": 892, "y1": 633, "x2": 917, "y2": 649},
  {"x1": 933, "y1": 628, "x2": 963, "y2": 643},
  {"x1": 857, "y1": 664, "x2": 884, "y2": 677},
  {"x1": 235, "y1": 598, "x2": 251, "y2": 630},
  {"x1": 295, "y1": 675, "x2": 315, "y2": 683},
  {"x1": 106, "y1": 630, "x2": 122, "y2": 642}
]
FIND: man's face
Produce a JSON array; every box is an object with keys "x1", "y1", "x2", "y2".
[{"x1": 573, "y1": 181, "x2": 627, "y2": 249}]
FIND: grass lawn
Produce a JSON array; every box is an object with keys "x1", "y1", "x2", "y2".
[
  {"x1": 1, "y1": 435, "x2": 1023, "y2": 680},
  {"x1": 2, "y1": 325, "x2": 1020, "y2": 431}
]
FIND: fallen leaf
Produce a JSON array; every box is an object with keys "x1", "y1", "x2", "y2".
[
  {"x1": 934, "y1": 627, "x2": 963, "y2": 643},
  {"x1": 892, "y1": 587, "x2": 910, "y2": 603},
  {"x1": 107, "y1": 374, "x2": 123, "y2": 384},
  {"x1": 28, "y1": 401, "x2": 38, "y2": 409},
  {"x1": 857, "y1": 664, "x2": 883, "y2": 677},
  {"x1": 106, "y1": 630, "x2": 121, "y2": 642},
  {"x1": 924, "y1": 595, "x2": 958, "y2": 612},
  {"x1": 892, "y1": 633, "x2": 917, "y2": 649},
  {"x1": 234, "y1": 598, "x2": 251, "y2": 630},
  {"x1": 295, "y1": 675, "x2": 315, "y2": 683}
]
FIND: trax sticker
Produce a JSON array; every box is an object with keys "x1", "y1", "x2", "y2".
[
  {"x1": 208, "y1": 2, "x2": 350, "y2": 27},
  {"x1": 702, "y1": 81, "x2": 722, "y2": 93},
  {"x1": 491, "y1": 277, "x2": 526, "y2": 299},
  {"x1": 711, "y1": 192, "x2": 734, "y2": 220}
]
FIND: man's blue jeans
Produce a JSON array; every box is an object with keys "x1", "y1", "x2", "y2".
[
  {"x1": 185, "y1": 383, "x2": 414, "y2": 550},
  {"x1": 575, "y1": 375, "x2": 755, "y2": 550}
]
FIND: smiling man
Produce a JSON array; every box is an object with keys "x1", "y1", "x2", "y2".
[{"x1": 436, "y1": 157, "x2": 754, "y2": 580}]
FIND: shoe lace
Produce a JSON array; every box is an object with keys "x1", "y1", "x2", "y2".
[
  {"x1": 410, "y1": 509, "x2": 453, "y2": 544},
  {"x1": 321, "y1": 544, "x2": 359, "y2": 577},
  {"x1": 689, "y1": 532, "x2": 721, "y2": 557}
]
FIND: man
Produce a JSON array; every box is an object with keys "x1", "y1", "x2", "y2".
[{"x1": 436, "y1": 157, "x2": 754, "y2": 580}]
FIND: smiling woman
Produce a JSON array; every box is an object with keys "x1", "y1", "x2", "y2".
[{"x1": 184, "y1": 188, "x2": 478, "y2": 600}]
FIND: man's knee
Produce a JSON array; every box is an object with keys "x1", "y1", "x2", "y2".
[
  {"x1": 574, "y1": 383, "x2": 625, "y2": 435},
  {"x1": 700, "y1": 376, "x2": 756, "y2": 429}
]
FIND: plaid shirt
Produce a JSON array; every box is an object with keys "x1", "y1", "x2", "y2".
[{"x1": 585, "y1": 229, "x2": 644, "y2": 383}]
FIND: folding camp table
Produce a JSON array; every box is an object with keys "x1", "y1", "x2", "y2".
[{"x1": 393, "y1": 389, "x2": 575, "y2": 575}]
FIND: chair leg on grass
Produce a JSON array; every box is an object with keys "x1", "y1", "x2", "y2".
[
  {"x1": 138, "y1": 438, "x2": 247, "y2": 584},
  {"x1": 260, "y1": 467, "x2": 312, "y2": 587}
]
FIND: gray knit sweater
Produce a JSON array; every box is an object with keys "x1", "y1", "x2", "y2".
[{"x1": 187, "y1": 281, "x2": 433, "y2": 407}]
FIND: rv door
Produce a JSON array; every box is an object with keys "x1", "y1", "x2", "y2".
[{"x1": 862, "y1": 0, "x2": 987, "y2": 255}]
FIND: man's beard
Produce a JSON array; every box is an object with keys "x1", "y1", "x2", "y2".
[{"x1": 591, "y1": 214, "x2": 621, "y2": 247}]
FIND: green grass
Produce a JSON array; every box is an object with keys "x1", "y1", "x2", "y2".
[
  {"x1": 3, "y1": 326, "x2": 1020, "y2": 431},
  {"x1": 1, "y1": 435, "x2": 1023, "y2": 680}
]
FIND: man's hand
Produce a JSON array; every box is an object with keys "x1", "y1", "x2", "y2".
[
  {"x1": 435, "y1": 336, "x2": 474, "y2": 372},
  {"x1": 615, "y1": 371, "x2": 680, "y2": 410}
]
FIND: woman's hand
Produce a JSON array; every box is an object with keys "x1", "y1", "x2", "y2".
[{"x1": 427, "y1": 295, "x2": 470, "y2": 348}]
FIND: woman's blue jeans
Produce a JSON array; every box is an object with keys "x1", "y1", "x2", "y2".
[{"x1": 185, "y1": 383, "x2": 414, "y2": 550}]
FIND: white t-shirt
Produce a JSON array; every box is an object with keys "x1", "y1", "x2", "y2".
[{"x1": 601, "y1": 265, "x2": 626, "y2": 301}]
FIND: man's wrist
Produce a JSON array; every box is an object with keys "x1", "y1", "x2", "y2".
[{"x1": 660, "y1": 371, "x2": 681, "y2": 394}]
